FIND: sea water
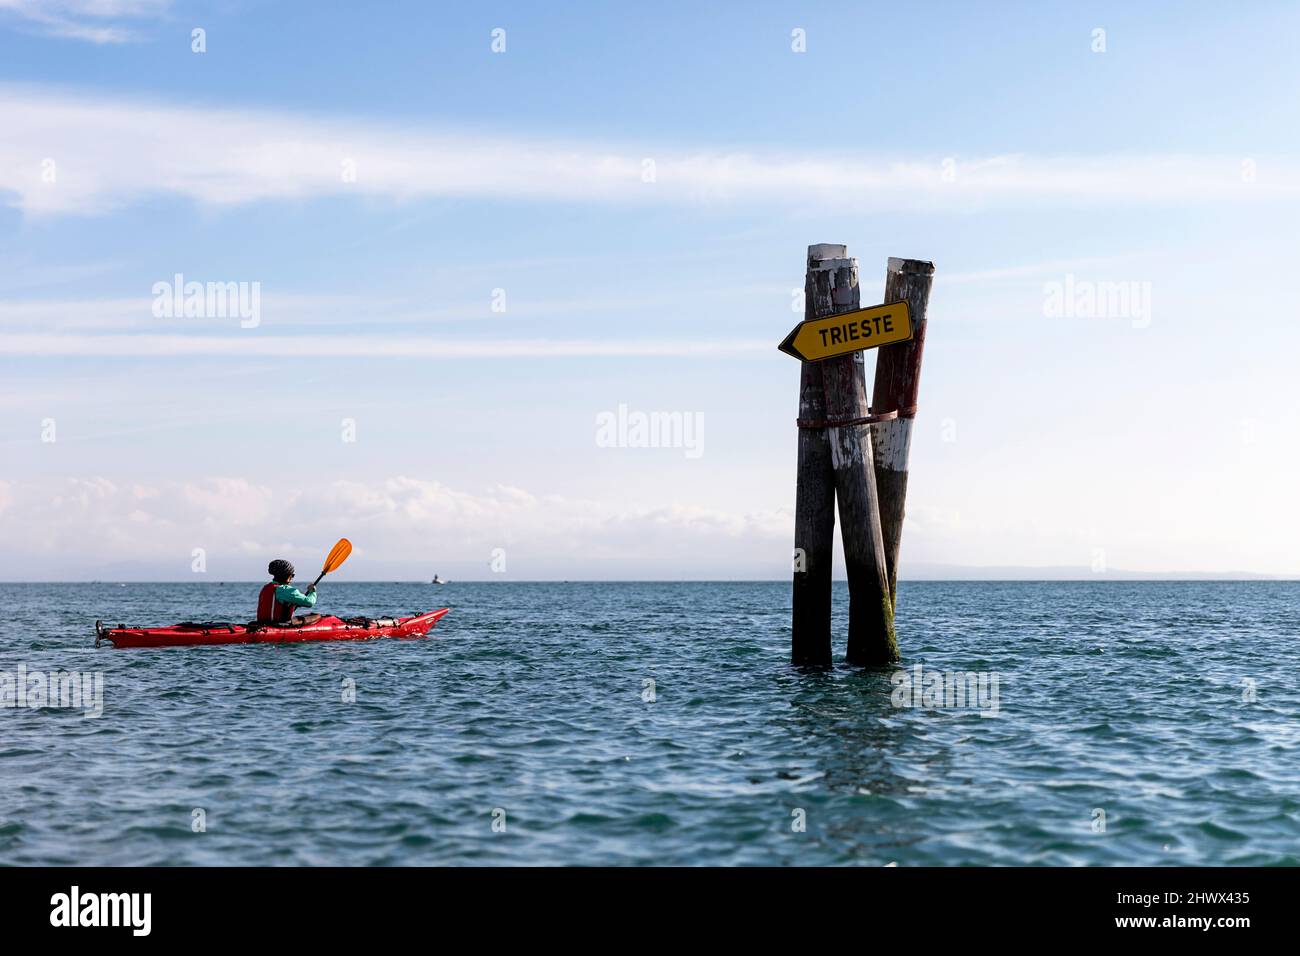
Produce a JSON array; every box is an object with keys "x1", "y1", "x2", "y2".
[{"x1": 0, "y1": 581, "x2": 1295, "y2": 865}]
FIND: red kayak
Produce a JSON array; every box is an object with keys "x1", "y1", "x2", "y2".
[{"x1": 95, "y1": 609, "x2": 449, "y2": 649}]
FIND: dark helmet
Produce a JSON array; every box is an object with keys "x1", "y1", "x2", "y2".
[{"x1": 268, "y1": 559, "x2": 295, "y2": 581}]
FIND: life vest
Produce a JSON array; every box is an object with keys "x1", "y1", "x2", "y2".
[{"x1": 256, "y1": 582, "x2": 294, "y2": 623}]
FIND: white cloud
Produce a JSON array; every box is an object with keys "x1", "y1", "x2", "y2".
[
  {"x1": 1, "y1": 86, "x2": 1296, "y2": 217},
  {"x1": 0, "y1": 1, "x2": 169, "y2": 44},
  {"x1": 3, "y1": 469, "x2": 1291, "y2": 580},
  {"x1": 0, "y1": 282, "x2": 784, "y2": 331},
  {"x1": 0, "y1": 332, "x2": 773, "y2": 359},
  {"x1": 938, "y1": 256, "x2": 1133, "y2": 286},
  {"x1": 0, "y1": 476, "x2": 794, "y2": 579}
]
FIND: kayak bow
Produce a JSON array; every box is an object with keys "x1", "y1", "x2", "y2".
[{"x1": 95, "y1": 609, "x2": 449, "y2": 649}]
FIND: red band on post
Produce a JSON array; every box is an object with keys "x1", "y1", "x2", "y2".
[{"x1": 796, "y1": 405, "x2": 917, "y2": 429}]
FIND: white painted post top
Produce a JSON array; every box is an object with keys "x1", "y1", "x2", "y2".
[
  {"x1": 888, "y1": 256, "x2": 937, "y2": 275},
  {"x1": 808, "y1": 243, "x2": 847, "y2": 259}
]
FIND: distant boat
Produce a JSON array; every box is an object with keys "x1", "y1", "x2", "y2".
[{"x1": 431, "y1": 575, "x2": 449, "y2": 585}]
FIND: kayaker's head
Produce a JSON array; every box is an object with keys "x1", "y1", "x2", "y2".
[{"x1": 268, "y1": 559, "x2": 295, "y2": 584}]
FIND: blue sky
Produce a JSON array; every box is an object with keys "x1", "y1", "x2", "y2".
[{"x1": 1, "y1": 1, "x2": 1298, "y2": 580}]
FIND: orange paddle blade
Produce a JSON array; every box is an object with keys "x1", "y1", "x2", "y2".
[{"x1": 322, "y1": 538, "x2": 352, "y2": 574}]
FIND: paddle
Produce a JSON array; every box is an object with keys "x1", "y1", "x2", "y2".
[{"x1": 309, "y1": 538, "x2": 352, "y2": 590}]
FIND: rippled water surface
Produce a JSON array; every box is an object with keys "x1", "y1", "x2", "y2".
[{"x1": 0, "y1": 581, "x2": 1296, "y2": 865}]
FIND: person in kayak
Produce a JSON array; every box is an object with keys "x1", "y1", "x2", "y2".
[{"x1": 256, "y1": 559, "x2": 322, "y2": 626}]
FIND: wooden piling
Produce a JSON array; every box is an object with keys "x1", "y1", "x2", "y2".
[
  {"x1": 815, "y1": 252, "x2": 897, "y2": 667},
  {"x1": 870, "y1": 256, "x2": 936, "y2": 607},
  {"x1": 792, "y1": 244, "x2": 897, "y2": 667},
  {"x1": 790, "y1": 245, "x2": 839, "y2": 667}
]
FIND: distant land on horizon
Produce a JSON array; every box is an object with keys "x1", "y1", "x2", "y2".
[{"x1": 4, "y1": 566, "x2": 1293, "y2": 584}]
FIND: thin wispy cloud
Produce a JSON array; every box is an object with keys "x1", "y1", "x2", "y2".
[
  {"x1": 0, "y1": 283, "x2": 787, "y2": 331},
  {"x1": 1, "y1": 86, "x2": 1295, "y2": 217},
  {"x1": 0, "y1": 294, "x2": 406, "y2": 331},
  {"x1": 937, "y1": 257, "x2": 1138, "y2": 285},
  {"x1": 0, "y1": 333, "x2": 773, "y2": 358},
  {"x1": 0, "y1": 0, "x2": 169, "y2": 44},
  {"x1": 0, "y1": 259, "x2": 124, "y2": 294}
]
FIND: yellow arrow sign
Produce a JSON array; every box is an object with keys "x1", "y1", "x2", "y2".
[{"x1": 778, "y1": 301, "x2": 912, "y2": 362}]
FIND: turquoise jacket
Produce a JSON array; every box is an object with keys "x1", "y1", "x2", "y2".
[{"x1": 275, "y1": 584, "x2": 318, "y2": 609}]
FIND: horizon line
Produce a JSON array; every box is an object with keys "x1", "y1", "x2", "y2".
[{"x1": 1, "y1": 578, "x2": 1293, "y2": 585}]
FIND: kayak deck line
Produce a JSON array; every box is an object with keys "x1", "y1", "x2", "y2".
[{"x1": 94, "y1": 608, "x2": 450, "y2": 649}]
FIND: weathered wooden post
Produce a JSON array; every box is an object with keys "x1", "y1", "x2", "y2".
[
  {"x1": 870, "y1": 257, "x2": 936, "y2": 607},
  {"x1": 817, "y1": 252, "x2": 897, "y2": 667},
  {"x1": 790, "y1": 244, "x2": 898, "y2": 667},
  {"x1": 790, "y1": 245, "x2": 838, "y2": 667}
]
